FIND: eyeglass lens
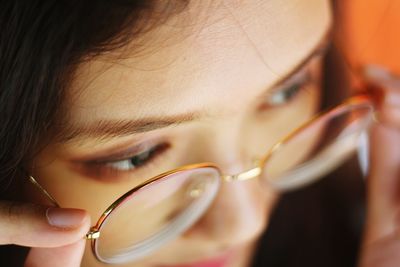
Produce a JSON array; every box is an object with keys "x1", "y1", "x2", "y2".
[{"x1": 94, "y1": 167, "x2": 220, "y2": 264}]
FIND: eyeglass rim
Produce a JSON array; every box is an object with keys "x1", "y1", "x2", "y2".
[
  {"x1": 88, "y1": 163, "x2": 222, "y2": 236},
  {"x1": 91, "y1": 163, "x2": 221, "y2": 263},
  {"x1": 259, "y1": 93, "x2": 374, "y2": 168},
  {"x1": 27, "y1": 93, "x2": 375, "y2": 263}
]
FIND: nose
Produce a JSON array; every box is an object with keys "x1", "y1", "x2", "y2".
[
  {"x1": 180, "y1": 116, "x2": 278, "y2": 247},
  {"x1": 183, "y1": 160, "x2": 277, "y2": 247}
]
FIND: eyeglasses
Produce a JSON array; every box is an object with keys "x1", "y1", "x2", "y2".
[{"x1": 28, "y1": 94, "x2": 374, "y2": 264}]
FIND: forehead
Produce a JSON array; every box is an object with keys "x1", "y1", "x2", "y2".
[{"x1": 68, "y1": 0, "x2": 331, "y2": 124}]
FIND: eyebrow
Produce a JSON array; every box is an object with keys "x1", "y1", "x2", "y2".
[
  {"x1": 58, "y1": 30, "x2": 332, "y2": 143},
  {"x1": 267, "y1": 32, "x2": 331, "y2": 90},
  {"x1": 57, "y1": 112, "x2": 201, "y2": 142}
]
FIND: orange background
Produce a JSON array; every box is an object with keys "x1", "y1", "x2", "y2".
[{"x1": 337, "y1": 0, "x2": 400, "y2": 75}]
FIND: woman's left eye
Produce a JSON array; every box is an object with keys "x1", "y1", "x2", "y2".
[
  {"x1": 265, "y1": 70, "x2": 312, "y2": 107},
  {"x1": 266, "y1": 82, "x2": 305, "y2": 106},
  {"x1": 105, "y1": 143, "x2": 169, "y2": 171}
]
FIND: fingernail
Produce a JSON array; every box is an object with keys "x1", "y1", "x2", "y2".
[
  {"x1": 364, "y1": 64, "x2": 392, "y2": 81},
  {"x1": 363, "y1": 65, "x2": 400, "y2": 109},
  {"x1": 46, "y1": 207, "x2": 86, "y2": 229},
  {"x1": 363, "y1": 64, "x2": 400, "y2": 89}
]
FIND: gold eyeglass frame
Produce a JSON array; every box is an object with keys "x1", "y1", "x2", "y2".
[{"x1": 28, "y1": 93, "x2": 375, "y2": 262}]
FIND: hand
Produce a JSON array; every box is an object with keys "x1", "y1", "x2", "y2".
[
  {"x1": 358, "y1": 65, "x2": 400, "y2": 267},
  {"x1": 0, "y1": 201, "x2": 90, "y2": 267}
]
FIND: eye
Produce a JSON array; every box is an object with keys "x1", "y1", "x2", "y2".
[
  {"x1": 266, "y1": 82, "x2": 305, "y2": 106},
  {"x1": 266, "y1": 71, "x2": 311, "y2": 107},
  {"x1": 105, "y1": 143, "x2": 169, "y2": 172}
]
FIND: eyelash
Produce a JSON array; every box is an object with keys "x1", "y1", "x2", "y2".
[
  {"x1": 89, "y1": 68, "x2": 317, "y2": 179},
  {"x1": 262, "y1": 70, "x2": 313, "y2": 108},
  {"x1": 86, "y1": 143, "x2": 171, "y2": 179},
  {"x1": 107, "y1": 144, "x2": 167, "y2": 169}
]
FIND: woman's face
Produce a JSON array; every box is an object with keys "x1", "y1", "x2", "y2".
[{"x1": 26, "y1": 0, "x2": 332, "y2": 266}]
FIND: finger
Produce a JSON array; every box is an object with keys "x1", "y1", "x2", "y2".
[
  {"x1": 0, "y1": 201, "x2": 90, "y2": 247},
  {"x1": 364, "y1": 125, "x2": 400, "y2": 243},
  {"x1": 362, "y1": 65, "x2": 400, "y2": 243},
  {"x1": 359, "y1": 232, "x2": 400, "y2": 267},
  {"x1": 24, "y1": 239, "x2": 86, "y2": 267},
  {"x1": 364, "y1": 65, "x2": 400, "y2": 128}
]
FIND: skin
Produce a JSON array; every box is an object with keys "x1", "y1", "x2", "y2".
[
  {"x1": 6, "y1": 1, "x2": 400, "y2": 267},
  {"x1": 27, "y1": 0, "x2": 331, "y2": 266}
]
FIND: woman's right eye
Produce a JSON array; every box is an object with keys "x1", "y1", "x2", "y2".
[
  {"x1": 81, "y1": 142, "x2": 172, "y2": 181},
  {"x1": 105, "y1": 143, "x2": 169, "y2": 172},
  {"x1": 106, "y1": 148, "x2": 154, "y2": 171}
]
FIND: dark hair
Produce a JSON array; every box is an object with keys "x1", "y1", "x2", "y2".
[{"x1": 0, "y1": 0, "x2": 188, "y2": 194}]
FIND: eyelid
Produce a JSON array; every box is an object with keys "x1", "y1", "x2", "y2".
[
  {"x1": 262, "y1": 51, "x2": 327, "y2": 98},
  {"x1": 77, "y1": 143, "x2": 172, "y2": 182},
  {"x1": 82, "y1": 140, "x2": 162, "y2": 163},
  {"x1": 104, "y1": 143, "x2": 170, "y2": 169},
  {"x1": 270, "y1": 65, "x2": 312, "y2": 95}
]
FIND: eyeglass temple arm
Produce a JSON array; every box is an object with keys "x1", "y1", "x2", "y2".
[
  {"x1": 28, "y1": 176, "x2": 101, "y2": 240},
  {"x1": 28, "y1": 176, "x2": 60, "y2": 208}
]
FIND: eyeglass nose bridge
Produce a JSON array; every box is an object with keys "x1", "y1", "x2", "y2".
[{"x1": 222, "y1": 166, "x2": 262, "y2": 182}]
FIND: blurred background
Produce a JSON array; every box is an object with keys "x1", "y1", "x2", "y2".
[{"x1": 252, "y1": 1, "x2": 400, "y2": 266}]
